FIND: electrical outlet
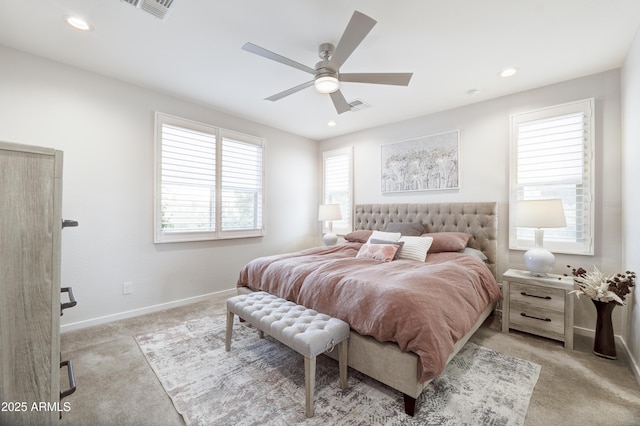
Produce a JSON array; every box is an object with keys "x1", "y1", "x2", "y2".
[{"x1": 123, "y1": 282, "x2": 133, "y2": 295}]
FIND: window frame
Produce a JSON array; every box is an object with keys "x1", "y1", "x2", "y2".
[
  {"x1": 508, "y1": 98, "x2": 595, "y2": 255},
  {"x1": 154, "y1": 112, "x2": 265, "y2": 243},
  {"x1": 322, "y1": 146, "x2": 353, "y2": 236}
]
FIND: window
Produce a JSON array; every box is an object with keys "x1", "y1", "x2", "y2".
[
  {"x1": 322, "y1": 147, "x2": 353, "y2": 235},
  {"x1": 509, "y1": 99, "x2": 594, "y2": 255},
  {"x1": 154, "y1": 113, "x2": 264, "y2": 243}
]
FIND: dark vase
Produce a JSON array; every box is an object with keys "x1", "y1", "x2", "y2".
[{"x1": 592, "y1": 300, "x2": 617, "y2": 359}]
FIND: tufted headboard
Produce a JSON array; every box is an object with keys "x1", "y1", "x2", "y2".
[{"x1": 353, "y1": 203, "x2": 498, "y2": 278}]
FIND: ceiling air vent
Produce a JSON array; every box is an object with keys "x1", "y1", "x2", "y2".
[
  {"x1": 140, "y1": 0, "x2": 174, "y2": 20},
  {"x1": 349, "y1": 99, "x2": 371, "y2": 112},
  {"x1": 121, "y1": 0, "x2": 175, "y2": 21}
]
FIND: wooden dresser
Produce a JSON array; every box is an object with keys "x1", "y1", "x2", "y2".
[{"x1": 0, "y1": 141, "x2": 75, "y2": 425}]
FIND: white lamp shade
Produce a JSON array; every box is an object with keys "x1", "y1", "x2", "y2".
[
  {"x1": 318, "y1": 204, "x2": 342, "y2": 221},
  {"x1": 517, "y1": 199, "x2": 566, "y2": 228}
]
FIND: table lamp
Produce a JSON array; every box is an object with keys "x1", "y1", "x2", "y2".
[
  {"x1": 517, "y1": 199, "x2": 566, "y2": 276},
  {"x1": 318, "y1": 204, "x2": 342, "y2": 245}
]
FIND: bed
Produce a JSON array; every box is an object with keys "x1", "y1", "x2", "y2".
[{"x1": 236, "y1": 202, "x2": 501, "y2": 416}]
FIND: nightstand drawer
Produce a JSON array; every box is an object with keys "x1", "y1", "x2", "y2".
[
  {"x1": 510, "y1": 282, "x2": 565, "y2": 310},
  {"x1": 509, "y1": 282, "x2": 565, "y2": 339}
]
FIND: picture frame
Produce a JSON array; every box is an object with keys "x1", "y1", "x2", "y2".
[{"x1": 381, "y1": 130, "x2": 460, "y2": 193}]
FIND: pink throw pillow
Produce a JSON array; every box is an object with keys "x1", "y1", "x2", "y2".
[
  {"x1": 421, "y1": 232, "x2": 472, "y2": 252},
  {"x1": 344, "y1": 230, "x2": 373, "y2": 243},
  {"x1": 356, "y1": 243, "x2": 399, "y2": 262}
]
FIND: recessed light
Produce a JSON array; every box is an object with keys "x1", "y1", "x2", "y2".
[
  {"x1": 467, "y1": 89, "x2": 480, "y2": 96},
  {"x1": 327, "y1": 120, "x2": 337, "y2": 127},
  {"x1": 66, "y1": 16, "x2": 92, "y2": 31},
  {"x1": 499, "y1": 68, "x2": 518, "y2": 78}
]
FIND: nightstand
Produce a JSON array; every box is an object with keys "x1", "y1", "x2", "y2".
[{"x1": 502, "y1": 269, "x2": 575, "y2": 349}]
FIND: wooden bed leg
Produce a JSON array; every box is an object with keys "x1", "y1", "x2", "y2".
[{"x1": 403, "y1": 394, "x2": 416, "y2": 417}]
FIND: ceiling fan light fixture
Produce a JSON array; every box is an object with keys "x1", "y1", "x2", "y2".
[
  {"x1": 315, "y1": 75, "x2": 340, "y2": 94},
  {"x1": 243, "y1": 11, "x2": 411, "y2": 114}
]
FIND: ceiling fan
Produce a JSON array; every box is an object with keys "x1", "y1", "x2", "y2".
[{"x1": 241, "y1": 10, "x2": 413, "y2": 114}]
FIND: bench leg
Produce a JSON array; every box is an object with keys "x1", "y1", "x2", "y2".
[
  {"x1": 225, "y1": 311, "x2": 234, "y2": 352},
  {"x1": 338, "y1": 340, "x2": 348, "y2": 389},
  {"x1": 304, "y1": 356, "x2": 316, "y2": 417}
]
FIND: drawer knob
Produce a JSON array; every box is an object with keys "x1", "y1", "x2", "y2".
[
  {"x1": 62, "y1": 219, "x2": 79, "y2": 228},
  {"x1": 520, "y1": 312, "x2": 552, "y2": 322},
  {"x1": 521, "y1": 291, "x2": 552, "y2": 300}
]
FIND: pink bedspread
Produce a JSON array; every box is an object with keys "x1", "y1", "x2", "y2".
[{"x1": 237, "y1": 242, "x2": 502, "y2": 382}]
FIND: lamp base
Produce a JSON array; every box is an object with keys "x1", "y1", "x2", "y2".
[
  {"x1": 523, "y1": 247, "x2": 555, "y2": 277},
  {"x1": 323, "y1": 232, "x2": 338, "y2": 246}
]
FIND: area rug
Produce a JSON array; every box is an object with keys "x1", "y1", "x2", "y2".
[{"x1": 135, "y1": 314, "x2": 541, "y2": 426}]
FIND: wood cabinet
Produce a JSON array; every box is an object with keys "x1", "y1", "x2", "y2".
[
  {"x1": 0, "y1": 141, "x2": 63, "y2": 425},
  {"x1": 502, "y1": 269, "x2": 574, "y2": 349}
]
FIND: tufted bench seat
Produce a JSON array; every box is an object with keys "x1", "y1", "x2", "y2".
[{"x1": 225, "y1": 291, "x2": 349, "y2": 417}]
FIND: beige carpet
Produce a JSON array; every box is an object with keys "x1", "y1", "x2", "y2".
[
  {"x1": 58, "y1": 297, "x2": 640, "y2": 426},
  {"x1": 135, "y1": 313, "x2": 540, "y2": 425}
]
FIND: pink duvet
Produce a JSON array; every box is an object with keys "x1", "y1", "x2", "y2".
[{"x1": 237, "y1": 242, "x2": 502, "y2": 382}]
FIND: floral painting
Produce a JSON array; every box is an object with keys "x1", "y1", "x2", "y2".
[{"x1": 381, "y1": 130, "x2": 460, "y2": 193}]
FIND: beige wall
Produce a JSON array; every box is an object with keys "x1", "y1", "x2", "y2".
[
  {"x1": 0, "y1": 45, "x2": 319, "y2": 329},
  {"x1": 622, "y1": 26, "x2": 640, "y2": 381}
]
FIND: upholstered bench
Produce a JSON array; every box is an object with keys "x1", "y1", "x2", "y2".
[{"x1": 225, "y1": 291, "x2": 350, "y2": 417}]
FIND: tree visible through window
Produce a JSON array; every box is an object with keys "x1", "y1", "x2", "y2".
[{"x1": 154, "y1": 113, "x2": 264, "y2": 243}]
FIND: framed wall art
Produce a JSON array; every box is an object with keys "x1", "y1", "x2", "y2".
[{"x1": 381, "y1": 130, "x2": 460, "y2": 193}]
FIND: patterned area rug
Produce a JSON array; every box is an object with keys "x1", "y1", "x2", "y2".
[{"x1": 135, "y1": 315, "x2": 540, "y2": 426}]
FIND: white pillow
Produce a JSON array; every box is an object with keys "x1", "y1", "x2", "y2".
[
  {"x1": 366, "y1": 230, "x2": 401, "y2": 243},
  {"x1": 397, "y1": 236, "x2": 434, "y2": 261}
]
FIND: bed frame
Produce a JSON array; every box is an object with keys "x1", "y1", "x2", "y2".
[{"x1": 241, "y1": 202, "x2": 498, "y2": 416}]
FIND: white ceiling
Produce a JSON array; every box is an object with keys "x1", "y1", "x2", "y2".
[{"x1": 1, "y1": 0, "x2": 639, "y2": 140}]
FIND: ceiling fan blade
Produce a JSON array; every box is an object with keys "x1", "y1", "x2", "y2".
[
  {"x1": 339, "y1": 72, "x2": 413, "y2": 86},
  {"x1": 242, "y1": 42, "x2": 316, "y2": 75},
  {"x1": 265, "y1": 80, "x2": 314, "y2": 101},
  {"x1": 330, "y1": 90, "x2": 351, "y2": 114},
  {"x1": 328, "y1": 11, "x2": 376, "y2": 70}
]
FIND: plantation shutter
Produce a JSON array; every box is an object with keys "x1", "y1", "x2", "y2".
[
  {"x1": 509, "y1": 99, "x2": 594, "y2": 255},
  {"x1": 155, "y1": 113, "x2": 264, "y2": 243},
  {"x1": 323, "y1": 147, "x2": 353, "y2": 235},
  {"x1": 220, "y1": 132, "x2": 263, "y2": 233},
  {"x1": 160, "y1": 123, "x2": 216, "y2": 234}
]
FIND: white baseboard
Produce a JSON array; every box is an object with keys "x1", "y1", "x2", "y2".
[
  {"x1": 573, "y1": 325, "x2": 640, "y2": 385},
  {"x1": 618, "y1": 338, "x2": 640, "y2": 387},
  {"x1": 60, "y1": 288, "x2": 237, "y2": 333}
]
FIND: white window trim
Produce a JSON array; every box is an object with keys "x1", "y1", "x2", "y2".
[
  {"x1": 154, "y1": 112, "x2": 265, "y2": 243},
  {"x1": 322, "y1": 146, "x2": 353, "y2": 236},
  {"x1": 508, "y1": 99, "x2": 595, "y2": 255}
]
